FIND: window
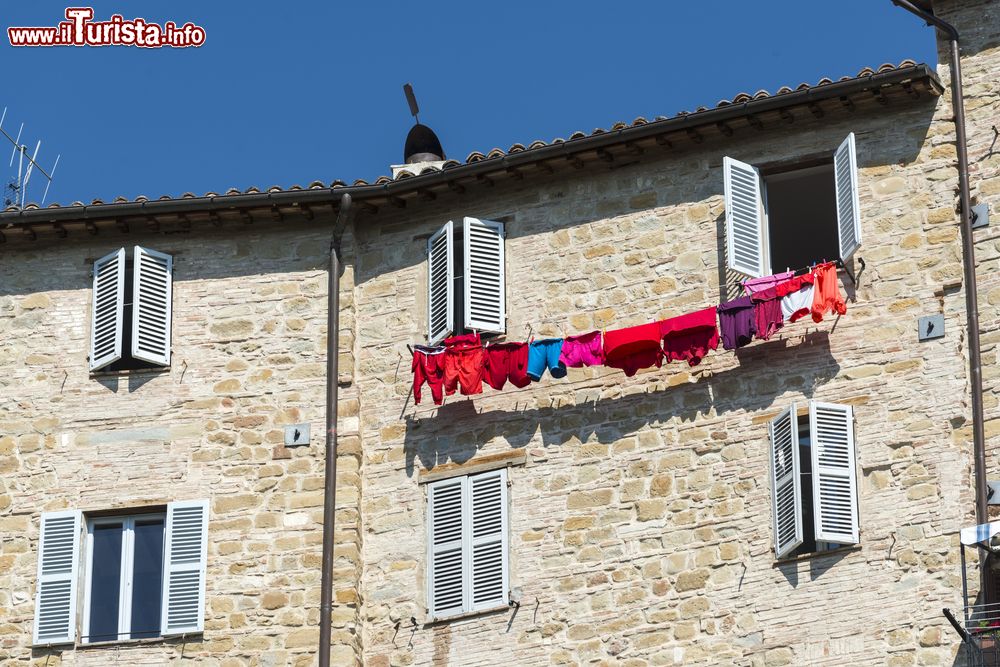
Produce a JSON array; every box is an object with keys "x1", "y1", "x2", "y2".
[
  {"x1": 426, "y1": 469, "x2": 509, "y2": 620},
  {"x1": 724, "y1": 133, "x2": 862, "y2": 278},
  {"x1": 427, "y1": 217, "x2": 506, "y2": 345},
  {"x1": 32, "y1": 500, "x2": 208, "y2": 646},
  {"x1": 90, "y1": 246, "x2": 173, "y2": 372},
  {"x1": 769, "y1": 401, "x2": 859, "y2": 559}
]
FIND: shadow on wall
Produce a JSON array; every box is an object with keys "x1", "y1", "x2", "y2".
[{"x1": 403, "y1": 330, "x2": 840, "y2": 476}]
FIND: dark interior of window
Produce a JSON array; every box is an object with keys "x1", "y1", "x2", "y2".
[
  {"x1": 130, "y1": 519, "x2": 165, "y2": 639},
  {"x1": 764, "y1": 163, "x2": 840, "y2": 273},
  {"x1": 88, "y1": 522, "x2": 124, "y2": 642},
  {"x1": 447, "y1": 228, "x2": 499, "y2": 341},
  {"x1": 789, "y1": 420, "x2": 836, "y2": 559},
  {"x1": 105, "y1": 260, "x2": 160, "y2": 372}
]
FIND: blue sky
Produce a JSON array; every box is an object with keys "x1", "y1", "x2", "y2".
[{"x1": 0, "y1": 1, "x2": 938, "y2": 206}]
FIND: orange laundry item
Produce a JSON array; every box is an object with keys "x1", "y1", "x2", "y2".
[
  {"x1": 810, "y1": 262, "x2": 847, "y2": 323},
  {"x1": 443, "y1": 333, "x2": 486, "y2": 396}
]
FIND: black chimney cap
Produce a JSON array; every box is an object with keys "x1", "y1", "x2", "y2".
[{"x1": 404, "y1": 123, "x2": 445, "y2": 164}]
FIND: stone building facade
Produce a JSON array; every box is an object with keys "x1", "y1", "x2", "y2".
[{"x1": 0, "y1": 0, "x2": 997, "y2": 665}]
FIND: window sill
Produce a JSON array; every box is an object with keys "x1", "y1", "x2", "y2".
[
  {"x1": 90, "y1": 366, "x2": 170, "y2": 378},
  {"x1": 33, "y1": 633, "x2": 203, "y2": 650},
  {"x1": 772, "y1": 544, "x2": 861, "y2": 566},
  {"x1": 424, "y1": 604, "x2": 511, "y2": 626}
]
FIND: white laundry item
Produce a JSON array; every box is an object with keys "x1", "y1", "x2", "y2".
[{"x1": 781, "y1": 283, "x2": 815, "y2": 323}]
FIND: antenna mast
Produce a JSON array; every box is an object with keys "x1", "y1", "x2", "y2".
[{"x1": 0, "y1": 107, "x2": 61, "y2": 209}]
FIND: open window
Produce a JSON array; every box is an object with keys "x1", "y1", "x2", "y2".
[
  {"x1": 32, "y1": 500, "x2": 208, "y2": 646},
  {"x1": 90, "y1": 246, "x2": 173, "y2": 372},
  {"x1": 724, "y1": 133, "x2": 862, "y2": 278},
  {"x1": 426, "y1": 218, "x2": 506, "y2": 345},
  {"x1": 769, "y1": 401, "x2": 859, "y2": 559}
]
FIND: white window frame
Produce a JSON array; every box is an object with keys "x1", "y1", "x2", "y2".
[
  {"x1": 425, "y1": 469, "x2": 510, "y2": 621},
  {"x1": 81, "y1": 513, "x2": 165, "y2": 644},
  {"x1": 724, "y1": 133, "x2": 862, "y2": 279}
]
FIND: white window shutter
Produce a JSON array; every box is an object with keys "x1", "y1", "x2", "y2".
[
  {"x1": 131, "y1": 246, "x2": 173, "y2": 366},
  {"x1": 33, "y1": 510, "x2": 82, "y2": 645},
  {"x1": 89, "y1": 248, "x2": 125, "y2": 371},
  {"x1": 834, "y1": 133, "x2": 862, "y2": 260},
  {"x1": 427, "y1": 477, "x2": 466, "y2": 619},
  {"x1": 161, "y1": 500, "x2": 208, "y2": 636},
  {"x1": 723, "y1": 156, "x2": 767, "y2": 278},
  {"x1": 463, "y1": 217, "x2": 506, "y2": 334},
  {"x1": 769, "y1": 405, "x2": 803, "y2": 558},
  {"x1": 809, "y1": 402, "x2": 860, "y2": 545},
  {"x1": 427, "y1": 221, "x2": 454, "y2": 345},
  {"x1": 469, "y1": 469, "x2": 509, "y2": 611}
]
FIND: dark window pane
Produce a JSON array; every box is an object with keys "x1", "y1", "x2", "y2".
[
  {"x1": 130, "y1": 519, "x2": 165, "y2": 639},
  {"x1": 88, "y1": 523, "x2": 123, "y2": 643}
]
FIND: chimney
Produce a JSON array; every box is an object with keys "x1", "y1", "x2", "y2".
[{"x1": 392, "y1": 84, "x2": 447, "y2": 178}]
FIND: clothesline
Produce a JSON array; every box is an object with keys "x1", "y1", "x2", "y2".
[{"x1": 410, "y1": 260, "x2": 850, "y2": 407}]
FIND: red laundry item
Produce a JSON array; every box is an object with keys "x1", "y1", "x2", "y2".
[
  {"x1": 412, "y1": 345, "x2": 446, "y2": 405},
  {"x1": 773, "y1": 272, "x2": 815, "y2": 297},
  {"x1": 603, "y1": 322, "x2": 664, "y2": 377},
  {"x1": 484, "y1": 342, "x2": 531, "y2": 391},
  {"x1": 750, "y1": 286, "x2": 784, "y2": 341},
  {"x1": 443, "y1": 333, "x2": 486, "y2": 396},
  {"x1": 659, "y1": 307, "x2": 720, "y2": 367},
  {"x1": 810, "y1": 262, "x2": 847, "y2": 323}
]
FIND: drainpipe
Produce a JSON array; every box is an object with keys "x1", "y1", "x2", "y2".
[
  {"x1": 319, "y1": 193, "x2": 352, "y2": 667},
  {"x1": 891, "y1": 0, "x2": 987, "y2": 525}
]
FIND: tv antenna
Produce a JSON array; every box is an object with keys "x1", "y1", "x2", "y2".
[
  {"x1": 0, "y1": 107, "x2": 61, "y2": 210},
  {"x1": 403, "y1": 83, "x2": 420, "y2": 124}
]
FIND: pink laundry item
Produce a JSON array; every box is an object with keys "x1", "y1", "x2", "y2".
[
  {"x1": 750, "y1": 286, "x2": 784, "y2": 341},
  {"x1": 659, "y1": 307, "x2": 720, "y2": 367},
  {"x1": 743, "y1": 271, "x2": 794, "y2": 296},
  {"x1": 559, "y1": 330, "x2": 605, "y2": 368}
]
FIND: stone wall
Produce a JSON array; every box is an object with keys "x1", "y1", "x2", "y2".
[
  {"x1": 0, "y1": 221, "x2": 364, "y2": 665},
  {"x1": 352, "y1": 76, "x2": 979, "y2": 666}
]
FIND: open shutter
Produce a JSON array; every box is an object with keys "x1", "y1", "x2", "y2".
[
  {"x1": 427, "y1": 477, "x2": 467, "y2": 619},
  {"x1": 463, "y1": 217, "x2": 506, "y2": 334},
  {"x1": 161, "y1": 500, "x2": 208, "y2": 636},
  {"x1": 427, "y1": 221, "x2": 454, "y2": 345},
  {"x1": 469, "y1": 469, "x2": 508, "y2": 612},
  {"x1": 769, "y1": 405, "x2": 803, "y2": 558},
  {"x1": 834, "y1": 133, "x2": 862, "y2": 259},
  {"x1": 131, "y1": 246, "x2": 172, "y2": 366},
  {"x1": 723, "y1": 156, "x2": 767, "y2": 278},
  {"x1": 809, "y1": 402, "x2": 860, "y2": 545},
  {"x1": 33, "y1": 510, "x2": 82, "y2": 645},
  {"x1": 89, "y1": 248, "x2": 125, "y2": 371}
]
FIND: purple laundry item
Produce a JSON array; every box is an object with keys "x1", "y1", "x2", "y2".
[
  {"x1": 743, "y1": 270, "x2": 794, "y2": 296},
  {"x1": 717, "y1": 296, "x2": 757, "y2": 350}
]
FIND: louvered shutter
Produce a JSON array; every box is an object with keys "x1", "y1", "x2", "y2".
[
  {"x1": 769, "y1": 405, "x2": 803, "y2": 558},
  {"x1": 463, "y1": 217, "x2": 506, "y2": 334},
  {"x1": 427, "y1": 222, "x2": 454, "y2": 345},
  {"x1": 469, "y1": 469, "x2": 508, "y2": 611},
  {"x1": 131, "y1": 246, "x2": 172, "y2": 366},
  {"x1": 33, "y1": 510, "x2": 82, "y2": 645},
  {"x1": 160, "y1": 500, "x2": 208, "y2": 635},
  {"x1": 723, "y1": 157, "x2": 767, "y2": 278},
  {"x1": 427, "y1": 477, "x2": 466, "y2": 619},
  {"x1": 809, "y1": 402, "x2": 860, "y2": 545},
  {"x1": 89, "y1": 248, "x2": 125, "y2": 371},
  {"x1": 834, "y1": 133, "x2": 862, "y2": 260}
]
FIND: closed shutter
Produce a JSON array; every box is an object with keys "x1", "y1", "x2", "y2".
[
  {"x1": 463, "y1": 217, "x2": 506, "y2": 334},
  {"x1": 33, "y1": 510, "x2": 82, "y2": 645},
  {"x1": 427, "y1": 477, "x2": 466, "y2": 619},
  {"x1": 723, "y1": 156, "x2": 767, "y2": 278},
  {"x1": 809, "y1": 402, "x2": 860, "y2": 544},
  {"x1": 131, "y1": 246, "x2": 173, "y2": 366},
  {"x1": 160, "y1": 500, "x2": 208, "y2": 635},
  {"x1": 427, "y1": 221, "x2": 454, "y2": 345},
  {"x1": 89, "y1": 248, "x2": 125, "y2": 371},
  {"x1": 469, "y1": 469, "x2": 508, "y2": 611},
  {"x1": 834, "y1": 133, "x2": 862, "y2": 259},
  {"x1": 769, "y1": 405, "x2": 803, "y2": 558}
]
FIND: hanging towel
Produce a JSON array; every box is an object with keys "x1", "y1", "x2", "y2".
[
  {"x1": 743, "y1": 270, "x2": 794, "y2": 296},
  {"x1": 659, "y1": 307, "x2": 720, "y2": 366}
]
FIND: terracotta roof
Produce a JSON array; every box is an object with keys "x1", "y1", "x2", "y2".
[{"x1": 0, "y1": 60, "x2": 942, "y2": 235}]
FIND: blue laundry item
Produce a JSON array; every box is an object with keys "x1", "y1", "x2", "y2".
[{"x1": 527, "y1": 338, "x2": 567, "y2": 381}]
